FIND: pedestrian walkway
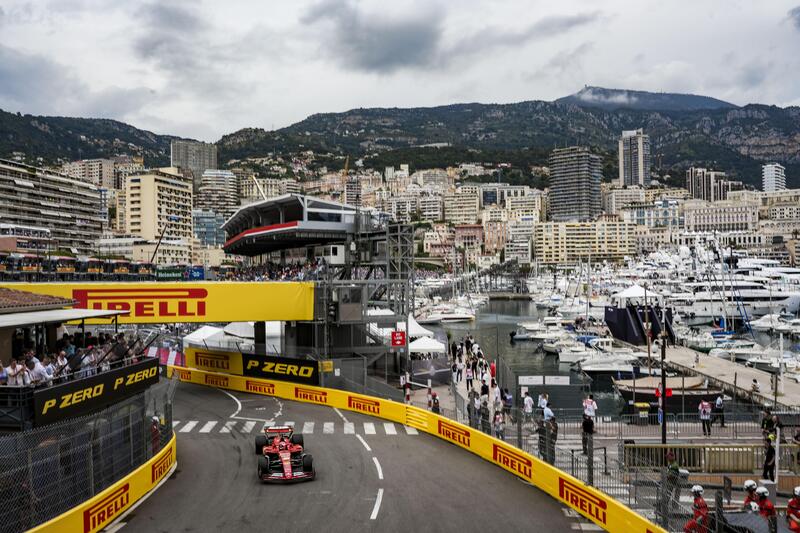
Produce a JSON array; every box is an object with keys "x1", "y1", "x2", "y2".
[{"x1": 171, "y1": 419, "x2": 419, "y2": 436}]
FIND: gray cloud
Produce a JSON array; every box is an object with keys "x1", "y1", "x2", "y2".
[
  {"x1": 736, "y1": 62, "x2": 770, "y2": 90},
  {"x1": 789, "y1": 6, "x2": 800, "y2": 30},
  {"x1": 301, "y1": 0, "x2": 443, "y2": 73},
  {"x1": 302, "y1": 0, "x2": 600, "y2": 74},
  {"x1": 526, "y1": 42, "x2": 594, "y2": 81}
]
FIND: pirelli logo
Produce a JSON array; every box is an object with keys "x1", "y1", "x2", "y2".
[
  {"x1": 151, "y1": 446, "x2": 174, "y2": 483},
  {"x1": 493, "y1": 444, "x2": 533, "y2": 480},
  {"x1": 204, "y1": 374, "x2": 229, "y2": 388},
  {"x1": 438, "y1": 420, "x2": 470, "y2": 447},
  {"x1": 195, "y1": 352, "x2": 230, "y2": 370},
  {"x1": 295, "y1": 387, "x2": 327, "y2": 404},
  {"x1": 348, "y1": 396, "x2": 380, "y2": 415},
  {"x1": 559, "y1": 478, "x2": 608, "y2": 525},
  {"x1": 83, "y1": 484, "x2": 130, "y2": 532},
  {"x1": 72, "y1": 288, "x2": 208, "y2": 318},
  {"x1": 246, "y1": 380, "x2": 275, "y2": 395},
  {"x1": 176, "y1": 368, "x2": 192, "y2": 381}
]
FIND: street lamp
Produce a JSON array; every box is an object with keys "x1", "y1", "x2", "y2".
[{"x1": 151, "y1": 214, "x2": 181, "y2": 264}]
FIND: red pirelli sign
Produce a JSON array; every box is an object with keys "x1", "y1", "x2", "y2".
[
  {"x1": 295, "y1": 387, "x2": 327, "y2": 404},
  {"x1": 204, "y1": 374, "x2": 229, "y2": 388},
  {"x1": 438, "y1": 420, "x2": 471, "y2": 448},
  {"x1": 151, "y1": 446, "x2": 174, "y2": 483},
  {"x1": 559, "y1": 477, "x2": 608, "y2": 525},
  {"x1": 493, "y1": 443, "x2": 533, "y2": 480},
  {"x1": 83, "y1": 484, "x2": 130, "y2": 532},
  {"x1": 73, "y1": 287, "x2": 208, "y2": 319},
  {"x1": 348, "y1": 395, "x2": 380, "y2": 415},
  {"x1": 245, "y1": 380, "x2": 275, "y2": 395}
]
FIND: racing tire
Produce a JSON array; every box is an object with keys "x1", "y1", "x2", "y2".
[
  {"x1": 302, "y1": 454, "x2": 313, "y2": 473},
  {"x1": 255, "y1": 435, "x2": 268, "y2": 455},
  {"x1": 291, "y1": 433, "x2": 304, "y2": 447},
  {"x1": 258, "y1": 456, "x2": 269, "y2": 478}
]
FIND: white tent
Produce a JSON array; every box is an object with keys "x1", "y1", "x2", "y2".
[
  {"x1": 403, "y1": 315, "x2": 434, "y2": 338},
  {"x1": 183, "y1": 325, "x2": 224, "y2": 344},
  {"x1": 408, "y1": 336, "x2": 446, "y2": 354},
  {"x1": 612, "y1": 284, "x2": 662, "y2": 305}
]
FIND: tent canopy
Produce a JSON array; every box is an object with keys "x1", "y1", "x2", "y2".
[
  {"x1": 401, "y1": 315, "x2": 434, "y2": 338},
  {"x1": 612, "y1": 284, "x2": 660, "y2": 299},
  {"x1": 408, "y1": 336, "x2": 446, "y2": 353}
]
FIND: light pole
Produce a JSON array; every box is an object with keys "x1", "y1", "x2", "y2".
[{"x1": 151, "y1": 214, "x2": 180, "y2": 264}]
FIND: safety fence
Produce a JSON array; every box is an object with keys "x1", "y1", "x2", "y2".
[
  {"x1": 170, "y1": 365, "x2": 665, "y2": 533},
  {"x1": 0, "y1": 377, "x2": 176, "y2": 533}
]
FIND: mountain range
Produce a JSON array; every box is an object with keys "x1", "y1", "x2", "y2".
[{"x1": 2, "y1": 87, "x2": 799, "y2": 187}]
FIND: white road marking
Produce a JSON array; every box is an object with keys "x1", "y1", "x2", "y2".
[
  {"x1": 372, "y1": 457, "x2": 383, "y2": 480},
  {"x1": 241, "y1": 421, "x2": 256, "y2": 433},
  {"x1": 370, "y1": 488, "x2": 384, "y2": 520},
  {"x1": 333, "y1": 407, "x2": 349, "y2": 423},
  {"x1": 179, "y1": 421, "x2": 198, "y2": 433},
  {"x1": 302, "y1": 422, "x2": 315, "y2": 434},
  {"x1": 218, "y1": 388, "x2": 277, "y2": 422},
  {"x1": 323, "y1": 422, "x2": 334, "y2": 434},
  {"x1": 383, "y1": 423, "x2": 397, "y2": 435},
  {"x1": 344, "y1": 422, "x2": 355, "y2": 434},
  {"x1": 199, "y1": 421, "x2": 218, "y2": 433},
  {"x1": 363, "y1": 422, "x2": 376, "y2": 435},
  {"x1": 221, "y1": 421, "x2": 236, "y2": 433},
  {"x1": 403, "y1": 425, "x2": 418, "y2": 435},
  {"x1": 356, "y1": 434, "x2": 372, "y2": 452},
  {"x1": 283, "y1": 421, "x2": 295, "y2": 428},
  {"x1": 171, "y1": 420, "x2": 181, "y2": 429}
]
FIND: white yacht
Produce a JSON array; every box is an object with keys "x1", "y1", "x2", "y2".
[{"x1": 416, "y1": 305, "x2": 475, "y2": 324}]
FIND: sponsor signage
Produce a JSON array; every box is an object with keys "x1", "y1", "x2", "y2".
[
  {"x1": 348, "y1": 395, "x2": 380, "y2": 415},
  {"x1": 294, "y1": 386, "x2": 327, "y2": 404},
  {"x1": 245, "y1": 380, "x2": 275, "y2": 395},
  {"x1": 558, "y1": 477, "x2": 608, "y2": 525},
  {"x1": 390, "y1": 331, "x2": 406, "y2": 347},
  {"x1": 155, "y1": 269, "x2": 183, "y2": 281},
  {"x1": 493, "y1": 443, "x2": 533, "y2": 480},
  {"x1": 204, "y1": 374, "x2": 229, "y2": 388},
  {"x1": 518, "y1": 375, "x2": 543, "y2": 386},
  {"x1": 83, "y1": 484, "x2": 130, "y2": 532},
  {"x1": 438, "y1": 419, "x2": 471, "y2": 448},
  {"x1": 34, "y1": 358, "x2": 160, "y2": 426},
  {"x1": 0, "y1": 282, "x2": 315, "y2": 324},
  {"x1": 242, "y1": 353, "x2": 319, "y2": 385},
  {"x1": 151, "y1": 445, "x2": 174, "y2": 484}
]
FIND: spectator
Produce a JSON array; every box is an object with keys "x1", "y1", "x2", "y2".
[
  {"x1": 54, "y1": 351, "x2": 69, "y2": 378},
  {"x1": 6, "y1": 359, "x2": 29, "y2": 386},
  {"x1": 451, "y1": 361, "x2": 457, "y2": 384},
  {"x1": 666, "y1": 452, "x2": 681, "y2": 504},
  {"x1": 698, "y1": 399, "x2": 712, "y2": 437},
  {"x1": 493, "y1": 412, "x2": 505, "y2": 441},
  {"x1": 543, "y1": 401, "x2": 554, "y2": 422},
  {"x1": 502, "y1": 388, "x2": 513, "y2": 422},
  {"x1": 761, "y1": 408, "x2": 777, "y2": 441},
  {"x1": 456, "y1": 359, "x2": 464, "y2": 383},
  {"x1": 0, "y1": 365, "x2": 6, "y2": 385},
  {"x1": 582, "y1": 394, "x2": 598, "y2": 419},
  {"x1": 537, "y1": 391, "x2": 549, "y2": 414},
  {"x1": 581, "y1": 414, "x2": 594, "y2": 455},
  {"x1": 545, "y1": 415, "x2": 558, "y2": 464},
  {"x1": 713, "y1": 394, "x2": 725, "y2": 428},
  {"x1": 523, "y1": 391, "x2": 534, "y2": 424},
  {"x1": 763, "y1": 435, "x2": 776, "y2": 481},
  {"x1": 479, "y1": 400, "x2": 491, "y2": 435},
  {"x1": 465, "y1": 365, "x2": 473, "y2": 390},
  {"x1": 473, "y1": 394, "x2": 482, "y2": 430},
  {"x1": 431, "y1": 392, "x2": 440, "y2": 414}
]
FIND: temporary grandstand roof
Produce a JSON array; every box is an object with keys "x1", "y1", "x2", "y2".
[{"x1": 0, "y1": 308, "x2": 125, "y2": 329}]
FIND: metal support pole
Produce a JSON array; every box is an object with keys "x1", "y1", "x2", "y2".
[
  {"x1": 587, "y1": 434, "x2": 594, "y2": 486},
  {"x1": 661, "y1": 335, "x2": 667, "y2": 445}
]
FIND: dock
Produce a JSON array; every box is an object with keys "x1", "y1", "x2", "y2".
[
  {"x1": 486, "y1": 292, "x2": 533, "y2": 301},
  {"x1": 664, "y1": 345, "x2": 798, "y2": 410}
]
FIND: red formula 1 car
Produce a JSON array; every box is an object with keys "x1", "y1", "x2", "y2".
[{"x1": 255, "y1": 425, "x2": 315, "y2": 483}]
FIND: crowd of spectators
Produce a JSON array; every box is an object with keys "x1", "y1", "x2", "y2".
[
  {"x1": 0, "y1": 332, "x2": 145, "y2": 388},
  {"x1": 229, "y1": 260, "x2": 327, "y2": 282}
]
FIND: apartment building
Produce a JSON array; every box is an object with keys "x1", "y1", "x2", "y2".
[
  {"x1": 683, "y1": 199, "x2": 758, "y2": 232},
  {"x1": 196, "y1": 170, "x2": 239, "y2": 218},
  {"x1": 762, "y1": 163, "x2": 786, "y2": 192},
  {"x1": 602, "y1": 186, "x2": 646, "y2": 215},
  {"x1": 170, "y1": 140, "x2": 217, "y2": 193},
  {"x1": 62, "y1": 158, "x2": 115, "y2": 189},
  {"x1": 482, "y1": 220, "x2": 507, "y2": 253},
  {"x1": 618, "y1": 129, "x2": 651, "y2": 187},
  {"x1": 505, "y1": 220, "x2": 535, "y2": 265},
  {"x1": 533, "y1": 217, "x2": 635, "y2": 264},
  {"x1": 548, "y1": 147, "x2": 602, "y2": 222},
  {"x1": 620, "y1": 199, "x2": 684, "y2": 230},
  {"x1": 0, "y1": 159, "x2": 102, "y2": 254},
  {"x1": 193, "y1": 209, "x2": 227, "y2": 247},
  {"x1": 444, "y1": 188, "x2": 480, "y2": 224},
  {"x1": 419, "y1": 193, "x2": 443, "y2": 222},
  {"x1": 507, "y1": 194, "x2": 545, "y2": 221},
  {"x1": 686, "y1": 167, "x2": 744, "y2": 201}
]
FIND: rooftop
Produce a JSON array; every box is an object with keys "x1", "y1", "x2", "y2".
[{"x1": 0, "y1": 287, "x2": 76, "y2": 314}]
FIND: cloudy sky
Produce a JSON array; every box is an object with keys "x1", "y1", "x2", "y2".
[{"x1": 1, "y1": 0, "x2": 799, "y2": 141}]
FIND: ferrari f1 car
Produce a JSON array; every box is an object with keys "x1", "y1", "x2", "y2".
[{"x1": 255, "y1": 425, "x2": 315, "y2": 483}]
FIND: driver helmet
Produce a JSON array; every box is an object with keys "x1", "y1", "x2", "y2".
[
  {"x1": 690, "y1": 485, "x2": 703, "y2": 496},
  {"x1": 794, "y1": 486, "x2": 800, "y2": 498},
  {"x1": 756, "y1": 487, "x2": 769, "y2": 498},
  {"x1": 278, "y1": 439, "x2": 288, "y2": 450},
  {"x1": 743, "y1": 479, "x2": 757, "y2": 492}
]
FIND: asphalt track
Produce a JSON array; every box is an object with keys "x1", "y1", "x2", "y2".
[{"x1": 120, "y1": 381, "x2": 574, "y2": 533}]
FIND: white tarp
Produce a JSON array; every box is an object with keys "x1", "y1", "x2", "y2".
[
  {"x1": 183, "y1": 325, "x2": 224, "y2": 344},
  {"x1": 409, "y1": 336, "x2": 446, "y2": 353},
  {"x1": 222, "y1": 321, "x2": 282, "y2": 338},
  {"x1": 404, "y1": 315, "x2": 434, "y2": 338}
]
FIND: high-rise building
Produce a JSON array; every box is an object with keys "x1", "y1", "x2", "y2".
[
  {"x1": 533, "y1": 216, "x2": 635, "y2": 264},
  {"x1": 112, "y1": 155, "x2": 145, "y2": 190},
  {"x1": 196, "y1": 170, "x2": 239, "y2": 218},
  {"x1": 61, "y1": 158, "x2": 115, "y2": 189},
  {"x1": 125, "y1": 167, "x2": 193, "y2": 264},
  {"x1": 193, "y1": 209, "x2": 228, "y2": 247},
  {"x1": 548, "y1": 146, "x2": 602, "y2": 222},
  {"x1": 762, "y1": 163, "x2": 786, "y2": 192},
  {"x1": 444, "y1": 187, "x2": 480, "y2": 224},
  {"x1": 685, "y1": 167, "x2": 744, "y2": 202},
  {"x1": 618, "y1": 129, "x2": 651, "y2": 187},
  {"x1": 0, "y1": 159, "x2": 102, "y2": 253},
  {"x1": 170, "y1": 140, "x2": 218, "y2": 192},
  {"x1": 344, "y1": 178, "x2": 362, "y2": 206}
]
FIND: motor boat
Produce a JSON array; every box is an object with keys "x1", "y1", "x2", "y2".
[
  {"x1": 613, "y1": 376, "x2": 724, "y2": 414},
  {"x1": 557, "y1": 342, "x2": 591, "y2": 364},
  {"x1": 517, "y1": 316, "x2": 562, "y2": 332},
  {"x1": 416, "y1": 305, "x2": 475, "y2": 324},
  {"x1": 709, "y1": 341, "x2": 774, "y2": 363}
]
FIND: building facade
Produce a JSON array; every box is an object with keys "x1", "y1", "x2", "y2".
[
  {"x1": 193, "y1": 209, "x2": 228, "y2": 247},
  {"x1": 196, "y1": 170, "x2": 239, "y2": 218},
  {"x1": 618, "y1": 129, "x2": 651, "y2": 187},
  {"x1": 0, "y1": 159, "x2": 102, "y2": 254},
  {"x1": 533, "y1": 217, "x2": 635, "y2": 264},
  {"x1": 685, "y1": 167, "x2": 744, "y2": 202},
  {"x1": 762, "y1": 163, "x2": 786, "y2": 192},
  {"x1": 170, "y1": 140, "x2": 217, "y2": 192},
  {"x1": 602, "y1": 186, "x2": 646, "y2": 215},
  {"x1": 444, "y1": 188, "x2": 480, "y2": 224},
  {"x1": 682, "y1": 199, "x2": 759, "y2": 232},
  {"x1": 61, "y1": 158, "x2": 115, "y2": 189},
  {"x1": 548, "y1": 146, "x2": 602, "y2": 222}
]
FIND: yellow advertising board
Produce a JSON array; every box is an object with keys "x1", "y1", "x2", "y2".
[
  {"x1": 29, "y1": 433, "x2": 177, "y2": 533},
  {"x1": 173, "y1": 365, "x2": 664, "y2": 533},
  {"x1": 1, "y1": 282, "x2": 315, "y2": 324}
]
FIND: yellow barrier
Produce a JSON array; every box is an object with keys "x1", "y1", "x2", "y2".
[
  {"x1": 1, "y1": 282, "x2": 315, "y2": 324},
  {"x1": 171, "y1": 366, "x2": 665, "y2": 533},
  {"x1": 29, "y1": 433, "x2": 177, "y2": 533}
]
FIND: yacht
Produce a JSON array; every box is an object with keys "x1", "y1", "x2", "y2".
[
  {"x1": 556, "y1": 342, "x2": 591, "y2": 363},
  {"x1": 416, "y1": 305, "x2": 475, "y2": 324}
]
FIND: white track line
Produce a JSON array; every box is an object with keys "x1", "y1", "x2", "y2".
[
  {"x1": 333, "y1": 407, "x2": 349, "y2": 423},
  {"x1": 220, "y1": 421, "x2": 236, "y2": 433},
  {"x1": 372, "y1": 457, "x2": 383, "y2": 480},
  {"x1": 356, "y1": 434, "x2": 372, "y2": 452},
  {"x1": 218, "y1": 388, "x2": 278, "y2": 422},
  {"x1": 198, "y1": 421, "x2": 217, "y2": 433},
  {"x1": 363, "y1": 422, "x2": 376, "y2": 435},
  {"x1": 383, "y1": 422, "x2": 396, "y2": 435},
  {"x1": 179, "y1": 421, "x2": 198, "y2": 433},
  {"x1": 343, "y1": 422, "x2": 355, "y2": 434},
  {"x1": 171, "y1": 420, "x2": 181, "y2": 429},
  {"x1": 241, "y1": 421, "x2": 256, "y2": 433},
  {"x1": 323, "y1": 422, "x2": 334, "y2": 434},
  {"x1": 302, "y1": 422, "x2": 315, "y2": 434},
  {"x1": 370, "y1": 488, "x2": 384, "y2": 520},
  {"x1": 404, "y1": 426, "x2": 418, "y2": 435}
]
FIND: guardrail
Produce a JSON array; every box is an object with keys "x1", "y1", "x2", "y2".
[
  {"x1": 28, "y1": 432, "x2": 177, "y2": 533},
  {"x1": 170, "y1": 365, "x2": 665, "y2": 533}
]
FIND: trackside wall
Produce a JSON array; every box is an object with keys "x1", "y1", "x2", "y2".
[
  {"x1": 170, "y1": 366, "x2": 665, "y2": 533},
  {"x1": 28, "y1": 433, "x2": 177, "y2": 533}
]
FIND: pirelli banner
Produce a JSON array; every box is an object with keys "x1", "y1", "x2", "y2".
[
  {"x1": 34, "y1": 357, "x2": 160, "y2": 426},
  {"x1": 0, "y1": 282, "x2": 315, "y2": 324},
  {"x1": 185, "y1": 347, "x2": 319, "y2": 385},
  {"x1": 29, "y1": 433, "x2": 177, "y2": 533},
  {"x1": 173, "y1": 365, "x2": 665, "y2": 533}
]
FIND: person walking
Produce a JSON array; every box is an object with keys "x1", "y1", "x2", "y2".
[
  {"x1": 714, "y1": 395, "x2": 725, "y2": 428},
  {"x1": 582, "y1": 394, "x2": 598, "y2": 419},
  {"x1": 763, "y1": 435, "x2": 776, "y2": 481},
  {"x1": 523, "y1": 391, "x2": 534, "y2": 425},
  {"x1": 465, "y1": 365, "x2": 474, "y2": 390},
  {"x1": 698, "y1": 399, "x2": 712, "y2": 437},
  {"x1": 543, "y1": 401, "x2": 554, "y2": 423},
  {"x1": 581, "y1": 414, "x2": 594, "y2": 455},
  {"x1": 456, "y1": 359, "x2": 464, "y2": 383},
  {"x1": 502, "y1": 388, "x2": 514, "y2": 423},
  {"x1": 451, "y1": 361, "x2": 458, "y2": 385},
  {"x1": 537, "y1": 391, "x2": 549, "y2": 416},
  {"x1": 666, "y1": 452, "x2": 682, "y2": 506}
]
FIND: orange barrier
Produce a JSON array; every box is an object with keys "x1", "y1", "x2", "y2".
[{"x1": 170, "y1": 365, "x2": 665, "y2": 533}]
